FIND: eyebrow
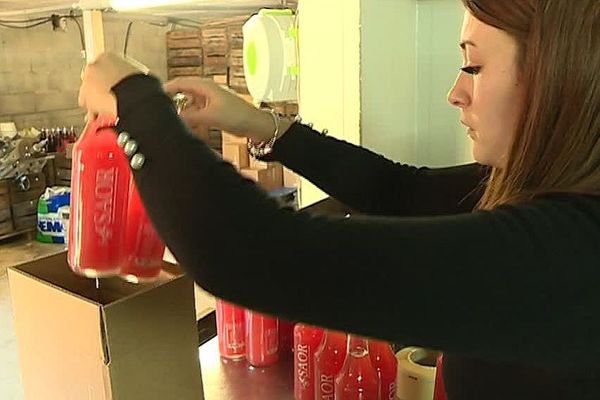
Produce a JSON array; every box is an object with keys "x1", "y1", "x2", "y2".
[{"x1": 460, "y1": 40, "x2": 477, "y2": 50}]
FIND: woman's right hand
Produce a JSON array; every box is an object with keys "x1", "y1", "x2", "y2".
[{"x1": 163, "y1": 77, "x2": 277, "y2": 142}]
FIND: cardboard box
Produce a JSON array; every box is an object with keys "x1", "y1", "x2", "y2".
[
  {"x1": 240, "y1": 164, "x2": 283, "y2": 192},
  {"x1": 221, "y1": 131, "x2": 247, "y2": 145},
  {"x1": 249, "y1": 157, "x2": 270, "y2": 170},
  {"x1": 8, "y1": 252, "x2": 204, "y2": 400},
  {"x1": 221, "y1": 143, "x2": 249, "y2": 169},
  {"x1": 212, "y1": 74, "x2": 228, "y2": 85},
  {"x1": 283, "y1": 167, "x2": 299, "y2": 188}
]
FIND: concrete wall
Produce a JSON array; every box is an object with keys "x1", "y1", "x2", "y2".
[
  {"x1": 361, "y1": 0, "x2": 471, "y2": 167},
  {"x1": 0, "y1": 17, "x2": 168, "y2": 131},
  {"x1": 297, "y1": 0, "x2": 361, "y2": 207}
]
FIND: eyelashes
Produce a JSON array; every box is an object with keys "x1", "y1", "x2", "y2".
[{"x1": 460, "y1": 66, "x2": 481, "y2": 75}]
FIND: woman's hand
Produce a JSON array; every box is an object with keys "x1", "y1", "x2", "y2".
[
  {"x1": 164, "y1": 77, "x2": 280, "y2": 142},
  {"x1": 78, "y1": 52, "x2": 146, "y2": 120}
]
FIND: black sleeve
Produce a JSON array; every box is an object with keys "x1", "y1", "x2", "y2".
[
  {"x1": 264, "y1": 125, "x2": 488, "y2": 216},
  {"x1": 114, "y1": 75, "x2": 600, "y2": 370}
]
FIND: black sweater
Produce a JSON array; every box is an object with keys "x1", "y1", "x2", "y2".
[{"x1": 114, "y1": 75, "x2": 600, "y2": 399}]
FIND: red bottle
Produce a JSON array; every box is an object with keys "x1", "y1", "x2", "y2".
[
  {"x1": 294, "y1": 324, "x2": 324, "y2": 400},
  {"x1": 279, "y1": 319, "x2": 295, "y2": 355},
  {"x1": 335, "y1": 335, "x2": 379, "y2": 400},
  {"x1": 216, "y1": 300, "x2": 246, "y2": 360},
  {"x1": 369, "y1": 340, "x2": 397, "y2": 400},
  {"x1": 433, "y1": 353, "x2": 448, "y2": 400},
  {"x1": 246, "y1": 310, "x2": 279, "y2": 367},
  {"x1": 119, "y1": 180, "x2": 165, "y2": 283},
  {"x1": 314, "y1": 330, "x2": 347, "y2": 400},
  {"x1": 68, "y1": 116, "x2": 130, "y2": 278}
]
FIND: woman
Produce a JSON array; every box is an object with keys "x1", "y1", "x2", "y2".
[{"x1": 78, "y1": 0, "x2": 600, "y2": 398}]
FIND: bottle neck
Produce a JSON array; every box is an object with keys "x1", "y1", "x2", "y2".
[{"x1": 347, "y1": 335, "x2": 369, "y2": 358}]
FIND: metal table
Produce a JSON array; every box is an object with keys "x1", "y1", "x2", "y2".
[{"x1": 199, "y1": 337, "x2": 295, "y2": 400}]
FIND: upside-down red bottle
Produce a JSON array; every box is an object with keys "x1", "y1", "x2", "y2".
[
  {"x1": 335, "y1": 335, "x2": 379, "y2": 400},
  {"x1": 119, "y1": 179, "x2": 165, "y2": 283},
  {"x1": 294, "y1": 324, "x2": 324, "y2": 400},
  {"x1": 369, "y1": 340, "x2": 397, "y2": 400},
  {"x1": 246, "y1": 310, "x2": 279, "y2": 367},
  {"x1": 68, "y1": 116, "x2": 130, "y2": 277},
  {"x1": 216, "y1": 300, "x2": 246, "y2": 360},
  {"x1": 314, "y1": 330, "x2": 347, "y2": 400},
  {"x1": 279, "y1": 319, "x2": 295, "y2": 355},
  {"x1": 433, "y1": 353, "x2": 448, "y2": 400}
]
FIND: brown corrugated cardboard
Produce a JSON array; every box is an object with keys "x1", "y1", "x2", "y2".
[
  {"x1": 249, "y1": 157, "x2": 270, "y2": 170},
  {"x1": 283, "y1": 167, "x2": 299, "y2": 188},
  {"x1": 221, "y1": 143, "x2": 249, "y2": 169},
  {"x1": 221, "y1": 131, "x2": 248, "y2": 145},
  {"x1": 240, "y1": 164, "x2": 283, "y2": 192},
  {"x1": 8, "y1": 252, "x2": 204, "y2": 400}
]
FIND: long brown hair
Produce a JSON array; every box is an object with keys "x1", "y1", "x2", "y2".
[{"x1": 461, "y1": 0, "x2": 600, "y2": 209}]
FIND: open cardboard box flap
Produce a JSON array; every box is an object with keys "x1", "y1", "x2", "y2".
[{"x1": 8, "y1": 252, "x2": 204, "y2": 400}]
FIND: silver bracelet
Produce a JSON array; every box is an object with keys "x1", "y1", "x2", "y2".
[{"x1": 248, "y1": 109, "x2": 281, "y2": 159}]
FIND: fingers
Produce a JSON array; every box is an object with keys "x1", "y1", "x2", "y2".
[{"x1": 164, "y1": 76, "x2": 209, "y2": 96}]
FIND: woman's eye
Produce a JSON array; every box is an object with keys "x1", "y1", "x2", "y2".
[{"x1": 460, "y1": 66, "x2": 481, "y2": 75}]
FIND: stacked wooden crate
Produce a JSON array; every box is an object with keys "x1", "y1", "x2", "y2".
[
  {"x1": 227, "y1": 23, "x2": 248, "y2": 94},
  {"x1": 0, "y1": 180, "x2": 12, "y2": 236},
  {"x1": 166, "y1": 29, "x2": 203, "y2": 80},
  {"x1": 0, "y1": 172, "x2": 47, "y2": 238},
  {"x1": 165, "y1": 17, "x2": 300, "y2": 189},
  {"x1": 201, "y1": 27, "x2": 229, "y2": 76},
  {"x1": 220, "y1": 94, "x2": 284, "y2": 192}
]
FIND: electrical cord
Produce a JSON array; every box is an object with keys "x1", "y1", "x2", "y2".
[
  {"x1": 0, "y1": 18, "x2": 52, "y2": 29},
  {"x1": 124, "y1": 21, "x2": 134, "y2": 56},
  {"x1": 69, "y1": 11, "x2": 86, "y2": 52}
]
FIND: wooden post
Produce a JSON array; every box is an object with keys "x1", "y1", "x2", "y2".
[{"x1": 82, "y1": 10, "x2": 105, "y2": 62}]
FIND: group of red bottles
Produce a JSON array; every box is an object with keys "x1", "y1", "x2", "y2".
[
  {"x1": 294, "y1": 325, "x2": 397, "y2": 400},
  {"x1": 68, "y1": 116, "x2": 165, "y2": 283},
  {"x1": 216, "y1": 300, "x2": 293, "y2": 367}
]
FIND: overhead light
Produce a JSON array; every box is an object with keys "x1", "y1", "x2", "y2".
[{"x1": 110, "y1": 0, "x2": 198, "y2": 11}]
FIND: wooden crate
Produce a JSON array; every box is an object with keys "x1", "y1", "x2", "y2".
[
  {"x1": 229, "y1": 66, "x2": 248, "y2": 93},
  {"x1": 168, "y1": 56, "x2": 203, "y2": 67},
  {"x1": 203, "y1": 55, "x2": 228, "y2": 76},
  {"x1": 0, "y1": 193, "x2": 9, "y2": 209},
  {"x1": 167, "y1": 29, "x2": 202, "y2": 49},
  {"x1": 11, "y1": 199, "x2": 37, "y2": 218},
  {"x1": 0, "y1": 207, "x2": 11, "y2": 223},
  {"x1": 0, "y1": 219, "x2": 14, "y2": 236},
  {"x1": 168, "y1": 67, "x2": 203, "y2": 80},
  {"x1": 55, "y1": 168, "x2": 72, "y2": 181},
  {"x1": 227, "y1": 25, "x2": 244, "y2": 50},
  {"x1": 229, "y1": 49, "x2": 243, "y2": 67},
  {"x1": 0, "y1": 180, "x2": 9, "y2": 195},
  {"x1": 13, "y1": 214, "x2": 37, "y2": 231},
  {"x1": 10, "y1": 188, "x2": 44, "y2": 204},
  {"x1": 168, "y1": 48, "x2": 203, "y2": 58},
  {"x1": 8, "y1": 173, "x2": 45, "y2": 194},
  {"x1": 201, "y1": 27, "x2": 228, "y2": 56}
]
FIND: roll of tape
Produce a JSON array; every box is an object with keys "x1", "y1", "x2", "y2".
[{"x1": 396, "y1": 347, "x2": 438, "y2": 400}]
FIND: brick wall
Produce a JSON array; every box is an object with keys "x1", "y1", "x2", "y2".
[{"x1": 0, "y1": 18, "x2": 168, "y2": 132}]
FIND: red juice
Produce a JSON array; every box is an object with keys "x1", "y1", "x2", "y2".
[
  {"x1": 335, "y1": 336, "x2": 379, "y2": 400},
  {"x1": 314, "y1": 330, "x2": 347, "y2": 400},
  {"x1": 216, "y1": 300, "x2": 246, "y2": 360},
  {"x1": 68, "y1": 117, "x2": 130, "y2": 277},
  {"x1": 120, "y1": 180, "x2": 165, "y2": 283},
  {"x1": 369, "y1": 340, "x2": 397, "y2": 400},
  {"x1": 294, "y1": 324, "x2": 324, "y2": 400},
  {"x1": 433, "y1": 353, "x2": 448, "y2": 400},
  {"x1": 246, "y1": 310, "x2": 279, "y2": 367}
]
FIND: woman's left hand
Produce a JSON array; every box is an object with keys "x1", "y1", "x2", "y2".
[{"x1": 78, "y1": 52, "x2": 146, "y2": 119}]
